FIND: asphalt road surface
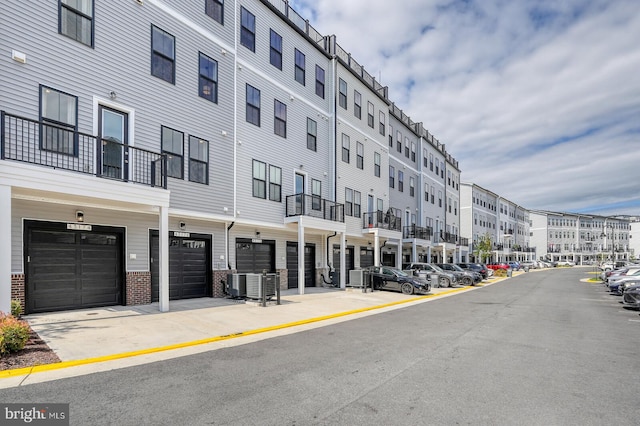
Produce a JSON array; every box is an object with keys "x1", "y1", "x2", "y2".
[{"x1": 2, "y1": 268, "x2": 639, "y2": 425}]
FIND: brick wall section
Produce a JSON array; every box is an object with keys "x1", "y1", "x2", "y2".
[
  {"x1": 126, "y1": 271, "x2": 151, "y2": 305},
  {"x1": 10, "y1": 274, "x2": 25, "y2": 312},
  {"x1": 212, "y1": 269, "x2": 232, "y2": 298}
]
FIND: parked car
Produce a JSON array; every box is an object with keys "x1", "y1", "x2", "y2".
[
  {"x1": 404, "y1": 263, "x2": 456, "y2": 288},
  {"x1": 487, "y1": 263, "x2": 510, "y2": 271},
  {"x1": 622, "y1": 283, "x2": 640, "y2": 309},
  {"x1": 507, "y1": 261, "x2": 521, "y2": 271},
  {"x1": 436, "y1": 263, "x2": 481, "y2": 286},
  {"x1": 363, "y1": 266, "x2": 431, "y2": 295},
  {"x1": 457, "y1": 263, "x2": 489, "y2": 280},
  {"x1": 519, "y1": 261, "x2": 537, "y2": 270},
  {"x1": 555, "y1": 260, "x2": 575, "y2": 267}
]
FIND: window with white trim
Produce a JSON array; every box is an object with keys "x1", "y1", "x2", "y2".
[
  {"x1": 356, "y1": 141, "x2": 364, "y2": 169},
  {"x1": 40, "y1": 85, "x2": 78, "y2": 155},
  {"x1": 252, "y1": 160, "x2": 266, "y2": 198},
  {"x1": 307, "y1": 118, "x2": 317, "y2": 151},
  {"x1": 269, "y1": 165, "x2": 281, "y2": 202},
  {"x1": 367, "y1": 102, "x2": 374, "y2": 128},
  {"x1": 339, "y1": 79, "x2": 347, "y2": 109},
  {"x1": 341, "y1": 134, "x2": 350, "y2": 163},
  {"x1": 315, "y1": 65, "x2": 325, "y2": 98},
  {"x1": 354, "y1": 90, "x2": 361, "y2": 119},
  {"x1": 189, "y1": 136, "x2": 208, "y2": 184},
  {"x1": 374, "y1": 152, "x2": 381, "y2": 177}
]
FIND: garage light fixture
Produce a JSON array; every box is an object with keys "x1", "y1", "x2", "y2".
[{"x1": 76, "y1": 211, "x2": 84, "y2": 222}]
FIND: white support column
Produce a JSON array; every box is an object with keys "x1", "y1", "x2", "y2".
[
  {"x1": 427, "y1": 246, "x2": 432, "y2": 263},
  {"x1": 340, "y1": 232, "x2": 346, "y2": 289},
  {"x1": 0, "y1": 185, "x2": 11, "y2": 314},
  {"x1": 396, "y1": 242, "x2": 402, "y2": 268},
  {"x1": 298, "y1": 223, "x2": 305, "y2": 295},
  {"x1": 159, "y1": 206, "x2": 169, "y2": 312},
  {"x1": 411, "y1": 241, "x2": 417, "y2": 263}
]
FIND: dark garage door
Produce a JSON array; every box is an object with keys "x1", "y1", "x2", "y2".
[
  {"x1": 235, "y1": 238, "x2": 275, "y2": 273},
  {"x1": 333, "y1": 245, "x2": 354, "y2": 284},
  {"x1": 150, "y1": 232, "x2": 211, "y2": 302},
  {"x1": 25, "y1": 221, "x2": 124, "y2": 314},
  {"x1": 286, "y1": 242, "x2": 316, "y2": 289}
]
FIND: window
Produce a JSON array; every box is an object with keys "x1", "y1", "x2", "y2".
[
  {"x1": 307, "y1": 118, "x2": 317, "y2": 151},
  {"x1": 404, "y1": 137, "x2": 409, "y2": 157},
  {"x1": 151, "y1": 26, "x2": 175, "y2": 84},
  {"x1": 240, "y1": 7, "x2": 255, "y2": 51},
  {"x1": 438, "y1": 190, "x2": 442, "y2": 207},
  {"x1": 342, "y1": 134, "x2": 350, "y2": 163},
  {"x1": 398, "y1": 171, "x2": 404, "y2": 192},
  {"x1": 269, "y1": 165, "x2": 281, "y2": 202},
  {"x1": 374, "y1": 152, "x2": 381, "y2": 177},
  {"x1": 389, "y1": 166, "x2": 395, "y2": 188},
  {"x1": 198, "y1": 53, "x2": 218, "y2": 103},
  {"x1": 411, "y1": 142, "x2": 416, "y2": 162},
  {"x1": 429, "y1": 153, "x2": 433, "y2": 171},
  {"x1": 431, "y1": 186, "x2": 435, "y2": 204},
  {"x1": 246, "y1": 84, "x2": 260, "y2": 126},
  {"x1": 435, "y1": 159, "x2": 439, "y2": 175},
  {"x1": 424, "y1": 184, "x2": 428, "y2": 201},
  {"x1": 274, "y1": 99, "x2": 287, "y2": 138},
  {"x1": 339, "y1": 79, "x2": 347, "y2": 109},
  {"x1": 379, "y1": 111, "x2": 385, "y2": 135},
  {"x1": 312, "y1": 179, "x2": 322, "y2": 210},
  {"x1": 315, "y1": 65, "x2": 325, "y2": 98},
  {"x1": 189, "y1": 136, "x2": 208, "y2": 184},
  {"x1": 354, "y1": 191, "x2": 362, "y2": 218},
  {"x1": 294, "y1": 49, "x2": 305, "y2": 85},
  {"x1": 270, "y1": 29, "x2": 282, "y2": 70},
  {"x1": 356, "y1": 142, "x2": 364, "y2": 169},
  {"x1": 367, "y1": 102, "x2": 374, "y2": 128},
  {"x1": 388, "y1": 125, "x2": 393, "y2": 147},
  {"x1": 40, "y1": 85, "x2": 78, "y2": 155},
  {"x1": 252, "y1": 160, "x2": 266, "y2": 198},
  {"x1": 345, "y1": 188, "x2": 353, "y2": 216},
  {"x1": 161, "y1": 126, "x2": 184, "y2": 179},
  {"x1": 205, "y1": 0, "x2": 224, "y2": 25},
  {"x1": 354, "y1": 90, "x2": 362, "y2": 119},
  {"x1": 410, "y1": 177, "x2": 415, "y2": 197},
  {"x1": 396, "y1": 130, "x2": 402, "y2": 153},
  {"x1": 59, "y1": 0, "x2": 94, "y2": 47}
]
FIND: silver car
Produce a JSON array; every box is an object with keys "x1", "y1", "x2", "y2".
[{"x1": 404, "y1": 262, "x2": 457, "y2": 288}]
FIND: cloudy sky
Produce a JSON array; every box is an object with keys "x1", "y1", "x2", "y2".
[{"x1": 290, "y1": 0, "x2": 640, "y2": 216}]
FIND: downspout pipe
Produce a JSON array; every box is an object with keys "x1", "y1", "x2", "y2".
[
  {"x1": 321, "y1": 231, "x2": 337, "y2": 285},
  {"x1": 227, "y1": 221, "x2": 235, "y2": 270}
]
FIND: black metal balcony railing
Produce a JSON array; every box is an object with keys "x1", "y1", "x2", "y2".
[
  {"x1": 285, "y1": 193, "x2": 344, "y2": 222},
  {"x1": 458, "y1": 237, "x2": 469, "y2": 247},
  {"x1": 434, "y1": 230, "x2": 458, "y2": 244},
  {"x1": 493, "y1": 243, "x2": 504, "y2": 250},
  {"x1": 403, "y1": 225, "x2": 432, "y2": 240},
  {"x1": 362, "y1": 209, "x2": 402, "y2": 232},
  {"x1": 1, "y1": 111, "x2": 167, "y2": 188}
]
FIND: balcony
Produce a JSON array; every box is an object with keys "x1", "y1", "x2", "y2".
[
  {"x1": 285, "y1": 193, "x2": 344, "y2": 222},
  {"x1": 435, "y1": 230, "x2": 458, "y2": 244},
  {"x1": 1, "y1": 111, "x2": 167, "y2": 188},
  {"x1": 403, "y1": 224, "x2": 432, "y2": 240},
  {"x1": 458, "y1": 237, "x2": 469, "y2": 247},
  {"x1": 362, "y1": 208, "x2": 402, "y2": 232}
]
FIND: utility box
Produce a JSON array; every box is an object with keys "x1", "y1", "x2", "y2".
[
  {"x1": 349, "y1": 269, "x2": 364, "y2": 287},
  {"x1": 226, "y1": 273, "x2": 246, "y2": 298}
]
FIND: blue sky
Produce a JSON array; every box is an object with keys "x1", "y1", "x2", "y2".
[{"x1": 289, "y1": 0, "x2": 640, "y2": 216}]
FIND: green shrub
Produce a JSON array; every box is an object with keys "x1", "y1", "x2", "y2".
[
  {"x1": 494, "y1": 269, "x2": 507, "y2": 277},
  {"x1": 11, "y1": 300, "x2": 23, "y2": 318},
  {"x1": 0, "y1": 313, "x2": 31, "y2": 356}
]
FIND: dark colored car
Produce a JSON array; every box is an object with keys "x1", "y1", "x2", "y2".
[
  {"x1": 457, "y1": 263, "x2": 488, "y2": 280},
  {"x1": 436, "y1": 263, "x2": 480, "y2": 286},
  {"x1": 622, "y1": 283, "x2": 640, "y2": 309},
  {"x1": 363, "y1": 266, "x2": 431, "y2": 295}
]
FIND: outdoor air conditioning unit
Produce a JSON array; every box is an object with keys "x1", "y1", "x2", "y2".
[
  {"x1": 226, "y1": 273, "x2": 246, "y2": 298},
  {"x1": 349, "y1": 269, "x2": 364, "y2": 287},
  {"x1": 245, "y1": 273, "x2": 276, "y2": 300}
]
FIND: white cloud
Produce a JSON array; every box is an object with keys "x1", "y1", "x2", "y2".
[{"x1": 291, "y1": 0, "x2": 640, "y2": 215}]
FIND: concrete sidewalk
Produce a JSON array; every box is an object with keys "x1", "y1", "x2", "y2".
[{"x1": 0, "y1": 278, "x2": 506, "y2": 387}]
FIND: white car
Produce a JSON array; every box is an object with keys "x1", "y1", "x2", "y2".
[{"x1": 556, "y1": 260, "x2": 575, "y2": 267}]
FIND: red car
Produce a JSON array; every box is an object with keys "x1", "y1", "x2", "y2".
[{"x1": 487, "y1": 263, "x2": 510, "y2": 270}]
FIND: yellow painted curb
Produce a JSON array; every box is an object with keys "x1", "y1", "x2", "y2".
[{"x1": 0, "y1": 286, "x2": 473, "y2": 379}]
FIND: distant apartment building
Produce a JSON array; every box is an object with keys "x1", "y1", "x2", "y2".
[
  {"x1": 460, "y1": 183, "x2": 533, "y2": 263},
  {"x1": 0, "y1": 0, "x2": 462, "y2": 314},
  {"x1": 529, "y1": 211, "x2": 631, "y2": 264}
]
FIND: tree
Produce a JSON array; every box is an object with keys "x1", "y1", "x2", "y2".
[{"x1": 473, "y1": 233, "x2": 493, "y2": 263}]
